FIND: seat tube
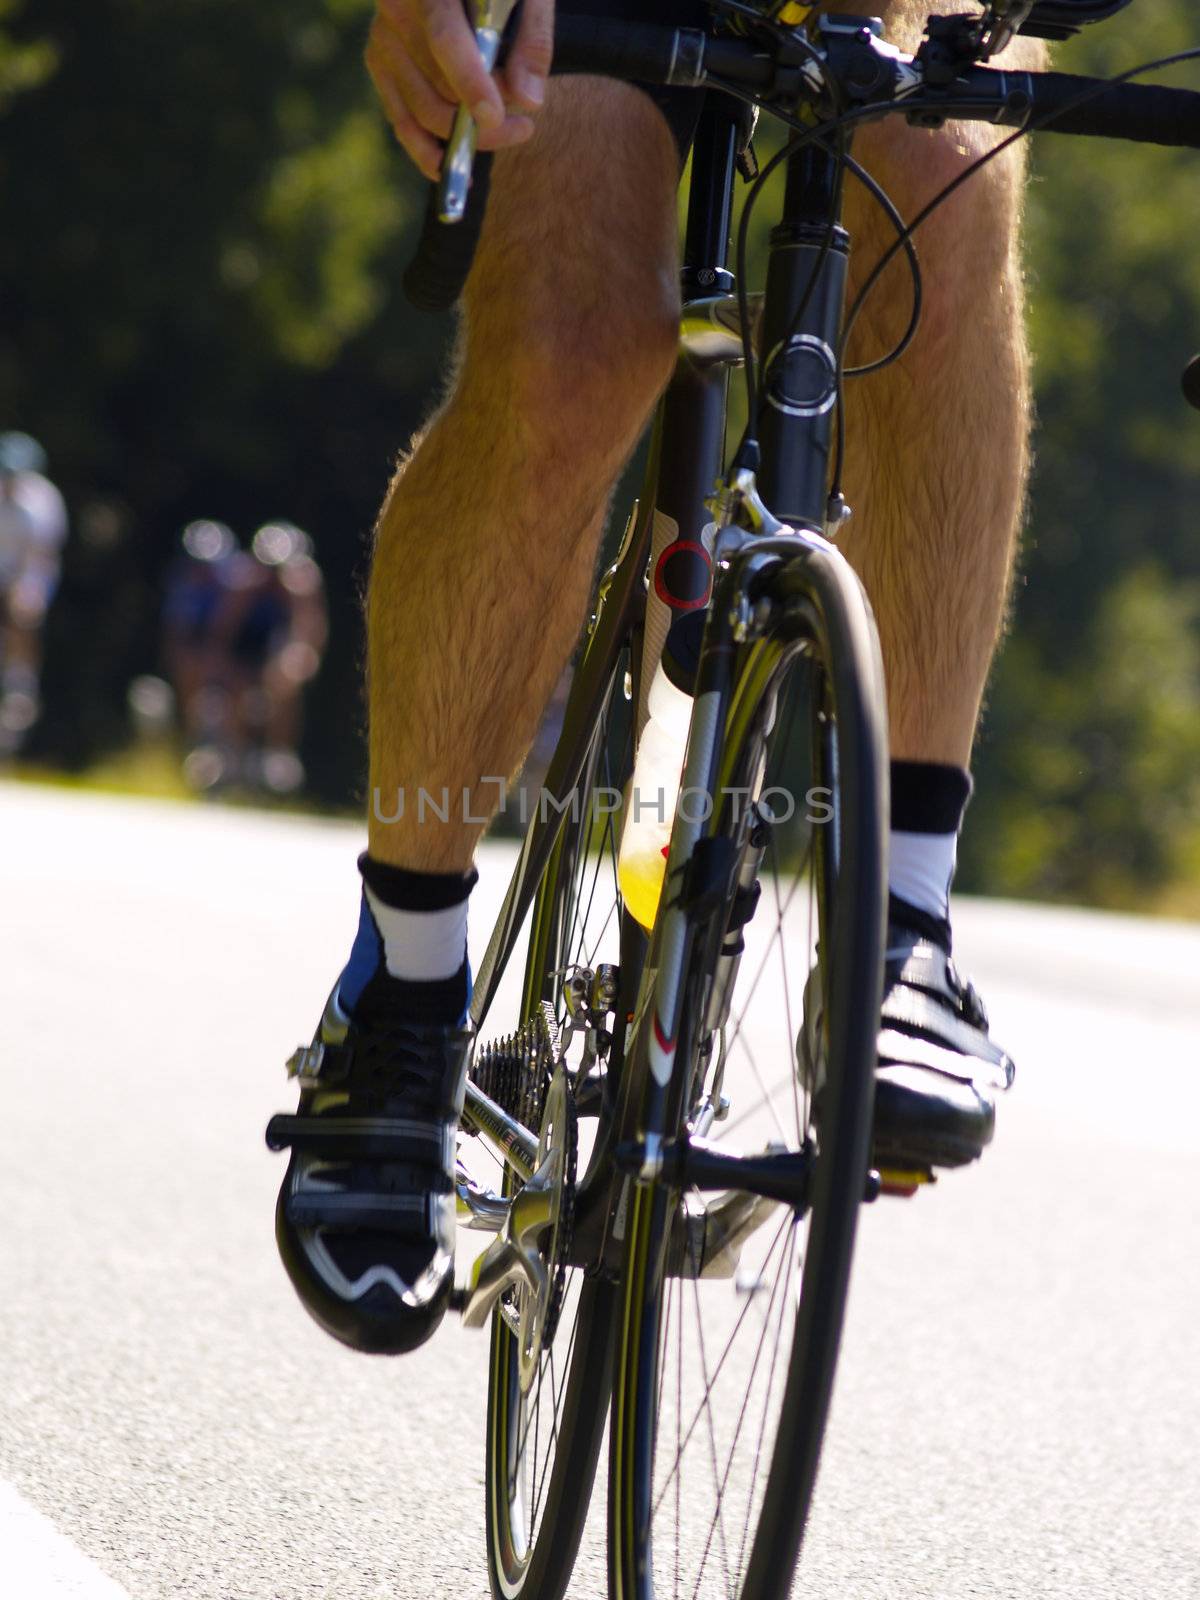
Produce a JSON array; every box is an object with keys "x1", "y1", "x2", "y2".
[{"x1": 756, "y1": 143, "x2": 849, "y2": 530}]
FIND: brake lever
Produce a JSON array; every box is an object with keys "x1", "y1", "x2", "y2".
[{"x1": 438, "y1": 0, "x2": 520, "y2": 223}]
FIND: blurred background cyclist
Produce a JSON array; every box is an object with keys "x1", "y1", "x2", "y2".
[
  {"x1": 224, "y1": 520, "x2": 328, "y2": 794},
  {"x1": 161, "y1": 518, "x2": 239, "y2": 775},
  {"x1": 161, "y1": 517, "x2": 328, "y2": 794},
  {"x1": 0, "y1": 431, "x2": 68, "y2": 755}
]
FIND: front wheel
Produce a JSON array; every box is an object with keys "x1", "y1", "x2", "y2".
[{"x1": 609, "y1": 544, "x2": 888, "y2": 1600}]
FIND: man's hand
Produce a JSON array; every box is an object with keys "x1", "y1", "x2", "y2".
[{"x1": 367, "y1": 0, "x2": 555, "y2": 182}]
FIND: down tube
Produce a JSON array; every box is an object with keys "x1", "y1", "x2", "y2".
[
  {"x1": 655, "y1": 359, "x2": 727, "y2": 557},
  {"x1": 643, "y1": 92, "x2": 739, "y2": 668}
]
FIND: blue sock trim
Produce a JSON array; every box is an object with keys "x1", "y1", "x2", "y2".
[
  {"x1": 337, "y1": 892, "x2": 383, "y2": 1015},
  {"x1": 337, "y1": 889, "x2": 474, "y2": 1027}
]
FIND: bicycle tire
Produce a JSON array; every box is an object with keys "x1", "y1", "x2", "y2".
[
  {"x1": 609, "y1": 541, "x2": 888, "y2": 1600},
  {"x1": 483, "y1": 679, "x2": 633, "y2": 1600}
]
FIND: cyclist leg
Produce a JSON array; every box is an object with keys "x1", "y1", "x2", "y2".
[
  {"x1": 823, "y1": 3, "x2": 1047, "y2": 1166},
  {"x1": 368, "y1": 77, "x2": 684, "y2": 873},
  {"x1": 841, "y1": 5, "x2": 1043, "y2": 766},
  {"x1": 268, "y1": 77, "x2": 689, "y2": 1354}
]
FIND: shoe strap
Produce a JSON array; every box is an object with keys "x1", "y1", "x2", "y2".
[
  {"x1": 878, "y1": 1018, "x2": 1013, "y2": 1091},
  {"x1": 882, "y1": 924, "x2": 1012, "y2": 1089},
  {"x1": 886, "y1": 930, "x2": 989, "y2": 1025},
  {"x1": 265, "y1": 1113, "x2": 455, "y2": 1166},
  {"x1": 284, "y1": 1189, "x2": 434, "y2": 1233}
]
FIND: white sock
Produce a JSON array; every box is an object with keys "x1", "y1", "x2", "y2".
[
  {"x1": 888, "y1": 829, "x2": 957, "y2": 923},
  {"x1": 364, "y1": 886, "x2": 469, "y2": 982}
]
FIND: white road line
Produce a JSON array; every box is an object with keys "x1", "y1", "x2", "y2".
[{"x1": 0, "y1": 1480, "x2": 133, "y2": 1599}]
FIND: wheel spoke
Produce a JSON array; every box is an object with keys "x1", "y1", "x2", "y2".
[
  {"x1": 651, "y1": 1209, "x2": 793, "y2": 1519},
  {"x1": 529, "y1": 1341, "x2": 543, "y2": 1496},
  {"x1": 733, "y1": 1224, "x2": 798, "y2": 1581},
  {"x1": 712, "y1": 1066, "x2": 797, "y2": 1143},
  {"x1": 719, "y1": 861, "x2": 808, "y2": 1068},
  {"x1": 586, "y1": 892, "x2": 620, "y2": 969},
  {"x1": 531, "y1": 1343, "x2": 560, "y2": 1522},
  {"x1": 726, "y1": 1026, "x2": 790, "y2": 1144},
  {"x1": 766, "y1": 835, "x2": 804, "y2": 1140},
  {"x1": 562, "y1": 794, "x2": 601, "y2": 973},
  {"x1": 681, "y1": 1218, "x2": 796, "y2": 1599},
  {"x1": 657, "y1": 1270, "x2": 676, "y2": 1428},
  {"x1": 687, "y1": 1275, "x2": 734, "y2": 1598},
  {"x1": 512, "y1": 1316, "x2": 540, "y2": 1471}
]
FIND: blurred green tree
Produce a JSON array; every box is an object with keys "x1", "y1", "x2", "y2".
[
  {"x1": 961, "y1": 566, "x2": 1200, "y2": 904},
  {"x1": 1, "y1": 0, "x2": 1198, "y2": 907},
  {"x1": 961, "y1": 0, "x2": 1200, "y2": 905},
  {"x1": 0, "y1": 0, "x2": 449, "y2": 791}
]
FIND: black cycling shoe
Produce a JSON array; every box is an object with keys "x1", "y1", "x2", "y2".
[
  {"x1": 800, "y1": 897, "x2": 1013, "y2": 1171},
  {"x1": 265, "y1": 987, "x2": 473, "y2": 1355}
]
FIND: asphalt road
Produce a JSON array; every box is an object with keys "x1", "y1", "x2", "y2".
[{"x1": 2, "y1": 784, "x2": 1198, "y2": 1599}]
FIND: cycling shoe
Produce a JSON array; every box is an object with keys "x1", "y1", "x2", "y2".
[
  {"x1": 799, "y1": 898, "x2": 1013, "y2": 1171},
  {"x1": 266, "y1": 987, "x2": 473, "y2": 1355}
]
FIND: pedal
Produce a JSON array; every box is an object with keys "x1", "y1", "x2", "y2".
[{"x1": 875, "y1": 1166, "x2": 936, "y2": 1199}]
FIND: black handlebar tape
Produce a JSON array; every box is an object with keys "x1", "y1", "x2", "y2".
[
  {"x1": 1025, "y1": 72, "x2": 1200, "y2": 147},
  {"x1": 402, "y1": 150, "x2": 493, "y2": 314},
  {"x1": 552, "y1": 16, "x2": 774, "y2": 89},
  {"x1": 553, "y1": 16, "x2": 688, "y2": 83}
]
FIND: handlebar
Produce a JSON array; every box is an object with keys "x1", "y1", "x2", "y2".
[
  {"x1": 999, "y1": 69, "x2": 1200, "y2": 142},
  {"x1": 404, "y1": 153, "x2": 494, "y2": 314},
  {"x1": 402, "y1": 14, "x2": 1200, "y2": 314}
]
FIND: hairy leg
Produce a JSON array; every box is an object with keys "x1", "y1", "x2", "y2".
[
  {"x1": 367, "y1": 78, "x2": 681, "y2": 870},
  {"x1": 837, "y1": 4, "x2": 1045, "y2": 765}
]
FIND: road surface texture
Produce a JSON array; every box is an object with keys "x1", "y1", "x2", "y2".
[{"x1": 2, "y1": 784, "x2": 1197, "y2": 1599}]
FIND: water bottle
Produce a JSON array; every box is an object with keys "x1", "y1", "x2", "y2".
[
  {"x1": 618, "y1": 519, "x2": 716, "y2": 932},
  {"x1": 618, "y1": 659, "x2": 693, "y2": 931}
]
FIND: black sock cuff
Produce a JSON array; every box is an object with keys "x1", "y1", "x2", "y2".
[
  {"x1": 889, "y1": 761, "x2": 972, "y2": 835},
  {"x1": 358, "y1": 853, "x2": 478, "y2": 911}
]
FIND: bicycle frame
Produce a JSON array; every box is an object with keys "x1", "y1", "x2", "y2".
[
  {"x1": 422, "y1": 7, "x2": 1200, "y2": 1590},
  {"x1": 458, "y1": 88, "x2": 855, "y2": 1294}
]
